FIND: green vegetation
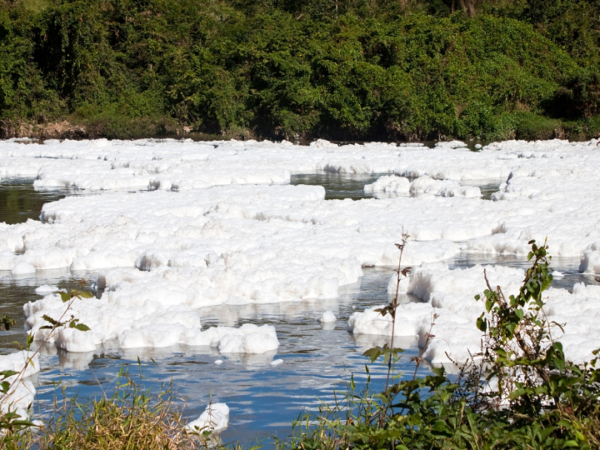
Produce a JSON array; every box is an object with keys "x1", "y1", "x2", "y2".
[
  {"x1": 281, "y1": 240, "x2": 600, "y2": 449},
  {"x1": 1, "y1": 367, "x2": 213, "y2": 450},
  {"x1": 0, "y1": 0, "x2": 599, "y2": 140}
]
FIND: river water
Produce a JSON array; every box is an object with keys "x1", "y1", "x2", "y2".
[{"x1": 0, "y1": 175, "x2": 597, "y2": 445}]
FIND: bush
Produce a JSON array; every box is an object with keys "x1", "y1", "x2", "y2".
[
  {"x1": 514, "y1": 112, "x2": 562, "y2": 140},
  {"x1": 283, "y1": 240, "x2": 600, "y2": 449}
]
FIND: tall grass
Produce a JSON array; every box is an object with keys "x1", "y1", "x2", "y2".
[{"x1": 2, "y1": 365, "x2": 229, "y2": 450}]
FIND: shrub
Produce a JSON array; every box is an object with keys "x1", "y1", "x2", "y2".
[{"x1": 282, "y1": 240, "x2": 600, "y2": 449}]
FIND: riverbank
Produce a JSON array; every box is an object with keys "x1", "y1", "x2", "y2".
[{"x1": 2, "y1": 115, "x2": 600, "y2": 142}]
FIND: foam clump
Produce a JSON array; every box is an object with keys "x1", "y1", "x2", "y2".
[
  {"x1": 364, "y1": 175, "x2": 480, "y2": 199},
  {"x1": 56, "y1": 328, "x2": 97, "y2": 353},
  {"x1": 364, "y1": 175, "x2": 410, "y2": 194},
  {"x1": 11, "y1": 261, "x2": 36, "y2": 275},
  {"x1": 0, "y1": 351, "x2": 40, "y2": 378},
  {"x1": 319, "y1": 311, "x2": 336, "y2": 323},
  {"x1": 386, "y1": 272, "x2": 410, "y2": 296},
  {"x1": 349, "y1": 303, "x2": 432, "y2": 337},
  {"x1": 0, "y1": 351, "x2": 40, "y2": 420},
  {"x1": 25, "y1": 289, "x2": 279, "y2": 354},
  {"x1": 35, "y1": 285, "x2": 59, "y2": 295},
  {"x1": 409, "y1": 176, "x2": 481, "y2": 198},
  {"x1": 186, "y1": 403, "x2": 229, "y2": 434},
  {"x1": 0, "y1": 378, "x2": 36, "y2": 420},
  {"x1": 435, "y1": 140, "x2": 468, "y2": 149},
  {"x1": 351, "y1": 263, "x2": 600, "y2": 366},
  {"x1": 213, "y1": 324, "x2": 279, "y2": 354},
  {"x1": 579, "y1": 242, "x2": 600, "y2": 274}
]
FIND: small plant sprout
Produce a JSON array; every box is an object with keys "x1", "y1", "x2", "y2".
[
  {"x1": 0, "y1": 316, "x2": 16, "y2": 332},
  {"x1": 362, "y1": 232, "x2": 411, "y2": 419},
  {"x1": 0, "y1": 283, "x2": 94, "y2": 444}
]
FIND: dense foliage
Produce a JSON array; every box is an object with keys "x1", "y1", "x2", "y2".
[{"x1": 1, "y1": 0, "x2": 600, "y2": 140}]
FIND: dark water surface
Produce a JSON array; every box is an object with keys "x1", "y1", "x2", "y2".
[
  {"x1": 291, "y1": 173, "x2": 382, "y2": 200},
  {"x1": 290, "y1": 173, "x2": 500, "y2": 201},
  {"x1": 0, "y1": 175, "x2": 596, "y2": 446},
  {"x1": 0, "y1": 178, "x2": 68, "y2": 224}
]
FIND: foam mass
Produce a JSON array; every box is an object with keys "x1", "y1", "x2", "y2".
[
  {"x1": 1, "y1": 137, "x2": 600, "y2": 360},
  {"x1": 350, "y1": 264, "x2": 600, "y2": 366}
]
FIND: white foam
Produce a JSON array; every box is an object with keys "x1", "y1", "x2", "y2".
[
  {"x1": 2, "y1": 137, "x2": 600, "y2": 360},
  {"x1": 409, "y1": 176, "x2": 481, "y2": 198},
  {"x1": 186, "y1": 402, "x2": 229, "y2": 434},
  {"x1": 0, "y1": 351, "x2": 40, "y2": 378},
  {"x1": 11, "y1": 261, "x2": 36, "y2": 275},
  {"x1": 0, "y1": 351, "x2": 40, "y2": 420},
  {"x1": 25, "y1": 290, "x2": 279, "y2": 354},
  {"x1": 35, "y1": 285, "x2": 59, "y2": 295},
  {"x1": 579, "y1": 242, "x2": 600, "y2": 274},
  {"x1": 365, "y1": 175, "x2": 480, "y2": 199},
  {"x1": 351, "y1": 263, "x2": 600, "y2": 366},
  {"x1": 319, "y1": 311, "x2": 336, "y2": 323},
  {"x1": 364, "y1": 175, "x2": 410, "y2": 195}
]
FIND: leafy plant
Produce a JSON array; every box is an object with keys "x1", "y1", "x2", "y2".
[
  {"x1": 0, "y1": 285, "x2": 94, "y2": 446},
  {"x1": 281, "y1": 239, "x2": 600, "y2": 449},
  {"x1": 0, "y1": 315, "x2": 15, "y2": 331}
]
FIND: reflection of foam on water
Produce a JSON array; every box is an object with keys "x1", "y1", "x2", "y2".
[
  {"x1": 351, "y1": 333, "x2": 418, "y2": 353},
  {"x1": 222, "y1": 350, "x2": 277, "y2": 367},
  {"x1": 34, "y1": 342, "x2": 95, "y2": 371},
  {"x1": 119, "y1": 344, "x2": 220, "y2": 362},
  {"x1": 58, "y1": 349, "x2": 95, "y2": 371},
  {"x1": 119, "y1": 344, "x2": 277, "y2": 367},
  {"x1": 320, "y1": 321, "x2": 336, "y2": 331},
  {"x1": 198, "y1": 297, "x2": 343, "y2": 327}
]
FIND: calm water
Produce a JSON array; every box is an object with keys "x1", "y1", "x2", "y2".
[
  {"x1": 0, "y1": 178, "x2": 68, "y2": 224},
  {"x1": 0, "y1": 174, "x2": 596, "y2": 446},
  {"x1": 290, "y1": 173, "x2": 500, "y2": 200}
]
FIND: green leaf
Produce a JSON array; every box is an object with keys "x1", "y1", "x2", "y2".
[
  {"x1": 74, "y1": 323, "x2": 90, "y2": 332},
  {"x1": 363, "y1": 347, "x2": 383, "y2": 363},
  {"x1": 78, "y1": 291, "x2": 94, "y2": 299},
  {"x1": 42, "y1": 315, "x2": 59, "y2": 326},
  {"x1": 11, "y1": 419, "x2": 34, "y2": 427},
  {"x1": 476, "y1": 314, "x2": 487, "y2": 332},
  {"x1": 0, "y1": 370, "x2": 18, "y2": 379},
  {"x1": 59, "y1": 292, "x2": 71, "y2": 302}
]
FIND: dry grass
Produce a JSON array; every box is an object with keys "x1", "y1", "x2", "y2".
[
  {"x1": 38, "y1": 394, "x2": 195, "y2": 449},
  {"x1": 1, "y1": 369, "x2": 220, "y2": 450}
]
